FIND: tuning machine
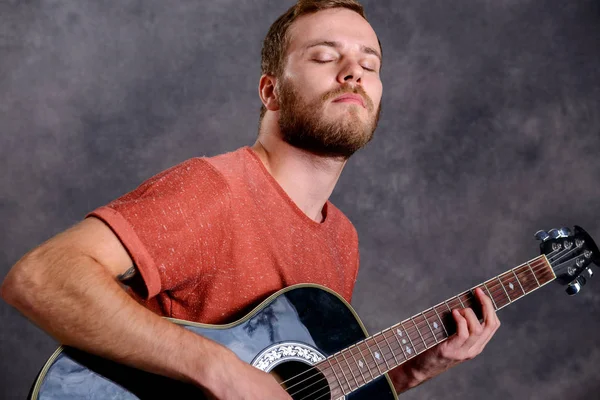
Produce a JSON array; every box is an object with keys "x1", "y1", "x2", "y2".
[
  {"x1": 537, "y1": 227, "x2": 573, "y2": 242},
  {"x1": 565, "y1": 268, "x2": 594, "y2": 295},
  {"x1": 559, "y1": 227, "x2": 572, "y2": 237},
  {"x1": 566, "y1": 276, "x2": 586, "y2": 295},
  {"x1": 535, "y1": 230, "x2": 550, "y2": 242}
]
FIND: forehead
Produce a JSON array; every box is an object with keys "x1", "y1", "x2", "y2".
[{"x1": 286, "y1": 8, "x2": 380, "y2": 57}]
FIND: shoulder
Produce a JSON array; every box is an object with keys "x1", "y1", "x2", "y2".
[
  {"x1": 105, "y1": 153, "x2": 241, "y2": 215},
  {"x1": 203, "y1": 147, "x2": 253, "y2": 181}
]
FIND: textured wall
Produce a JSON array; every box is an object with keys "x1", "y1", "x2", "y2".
[{"x1": 2, "y1": 0, "x2": 600, "y2": 398}]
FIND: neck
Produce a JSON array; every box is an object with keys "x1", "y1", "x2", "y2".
[
  {"x1": 316, "y1": 255, "x2": 556, "y2": 397},
  {"x1": 251, "y1": 127, "x2": 347, "y2": 223}
]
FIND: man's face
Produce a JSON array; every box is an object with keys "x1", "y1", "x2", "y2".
[{"x1": 276, "y1": 8, "x2": 383, "y2": 159}]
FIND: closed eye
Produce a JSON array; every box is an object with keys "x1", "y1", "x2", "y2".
[{"x1": 313, "y1": 59, "x2": 378, "y2": 73}]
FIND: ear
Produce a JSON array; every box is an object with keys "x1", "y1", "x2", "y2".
[{"x1": 258, "y1": 74, "x2": 280, "y2": 111}]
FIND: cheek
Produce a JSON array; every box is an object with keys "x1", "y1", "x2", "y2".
[{"x1": 370, "y1": 83, "x2": 383, "y2": 107}]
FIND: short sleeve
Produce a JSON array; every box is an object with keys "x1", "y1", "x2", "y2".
[{"x1": 87, "y1": 158, "x2": 231, "y2": 299}]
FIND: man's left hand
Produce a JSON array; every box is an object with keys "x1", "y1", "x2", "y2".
[{"x1": 390, "y1": 287, "x2": 501, "y2": 393}]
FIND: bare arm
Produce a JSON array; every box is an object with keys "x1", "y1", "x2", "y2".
[{"x1": 0, "y1": 217, "x2": 261, "y2": 396}]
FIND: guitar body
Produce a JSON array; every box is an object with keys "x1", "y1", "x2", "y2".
[{"x1": 30, "y1": 284, "x2": 397, "y2": 399}]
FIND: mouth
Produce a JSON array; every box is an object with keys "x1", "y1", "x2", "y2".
[{"x1": 332, "y1": 94, "x2": 365, "y2": 108}]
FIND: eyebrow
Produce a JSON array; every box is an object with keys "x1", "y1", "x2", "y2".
[{"x1": 304, "y1": 40, "x2": 382, "y2": 64}]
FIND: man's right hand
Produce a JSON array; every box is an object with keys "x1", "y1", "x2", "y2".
[{"x1": 204, "y1": 354, "x2": 292, "y2": 400}]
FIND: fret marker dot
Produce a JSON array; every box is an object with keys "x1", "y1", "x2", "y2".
[
  {"x1": 406, "y1": 346, "x2": 412, "y2": 355},
  {"x1": 433, "y1": 322, "x2": 439, "y2": 330},
  {"x1": 402, "y1": 339, "x2": 407, "y2": 344},
  {"x1": 396, "y1": 329, "x2": 403, "y2": 337},
  {"x1": 358, "y1": 360, "x2": 364, "y2": 368},
  {"x1": 509, "y1": 282, "x2": 514, "y2": 290},
  {"x1": 375, "y1": 352, "x2": 381, "y2": 360}
]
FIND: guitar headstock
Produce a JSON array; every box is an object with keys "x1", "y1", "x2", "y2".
[{"x1": 536, "y1": 226, "x2": 600, "y2": 295}]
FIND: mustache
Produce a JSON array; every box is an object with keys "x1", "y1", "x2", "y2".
[{"x1": 321, "y1": 84, "x2": 373, "y2": 110}]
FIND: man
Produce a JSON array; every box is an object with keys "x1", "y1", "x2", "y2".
[{"x1": 1, "y1": 1, "x2": 500, "y2": 398}]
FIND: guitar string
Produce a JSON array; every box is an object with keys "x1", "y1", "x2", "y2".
[
  {"x1": 284, "y1": 255, "x2": 559, "y2": 398},
  {"x1": 290, "y1": 243, "x2": 569, "y2": 394},
  {"x1": 281, "y1": 254, "x2": 563, "y2": 398},
  {"x1": 290, "y1": 246, "x2": 579, "y2": 398},
  {"x1": 548, "y1": 248, "x2": 584, "y2": 273},
  {"x1": 303, "y1": 248, "x2": 581, "y2": 400},
  {"x1": 289, "y1": 259, "x2": 553, "y2": 400},
  {"x1": 548, "y1": 246, "x2": 574, "y2": 262},
  {"x1": 288, "y1": 259, "x2": 552, "y2": 400},
  {"x1": 294, "y1": 246, "x2": 583, "y2": 398},
  {"x1": 285, "y1": 256, "x2": 556, "y2": 399}
]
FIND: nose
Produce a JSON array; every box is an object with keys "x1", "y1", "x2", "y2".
[{"x1": 336, "y1": 59, "x2": 364, "y2": 85}]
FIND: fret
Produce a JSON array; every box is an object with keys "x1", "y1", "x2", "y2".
[
  {"x1": 411, "y1": 317, "x2": 429, "y2": 350},
  {"x1": 422, "y1": 311, "x2": 439, "y2": 344},
  {"x1": 516, "y1": 265, "x2": 537, "y2": 292},
  {"x1": 532, "y1": 257, "x2": 555, "y2": 284},
  {"x1": 350, "y1": 342, "x2": 373, "y2": 383},
  {"x1": 510, "y1": 268, "x2": 527, "y2": 294},
  {"x1": 356, "y1": 342, "x2": 376, "y2": 380},
  {"x1": 400, "y1": 322, "x2": 418, "y2": 356},
  {"x1": 431, "y1": 306, "x2": 450, "y2": 337},
  {"x1": 372, "y1": 335, "x2": 392, "y2": 371},
  {"x1": 363, "y1": 339, "x2": 385, "y2": 375},
  {"x1": 346, "y1": 346, "x2": 368, "y2": 386},
  {"x1": 499, "y1": 271, "x2": 519, "y2": 301},
  {"x1": 332, "y1": 354, "x2": 352, "y2": 393},
  {"x1": 340, "y1": 350, "x2": 360, "y2": 390},
  {"x1": 482, "y1": 282, "x2": 499, "y2": 310},
  {"x1": 456, "y1": 295, "x2": 466, "y2": 309},
  {"x1": 416, "y1": 313, "x2": 436, "y2": 348},
  {"x1": 406, "y1": 320, "x2": 426, "y2": 354},
  {"x1": 392, "y1": 325, "x2": 410, "y2": 360},
  {"x1": 363, "y1": 340, "x2": 383, "y2": 376},
  {"x1": 496, "y1": 275, "x2": 512, "y2": 307},
  {"x1": 443, "y1": 300, "x2": 453, "y2": 313},
  {"x1": 380, "y1": 332, "x2": 399, "y2": 367},
  {"x1": 381, "y1": 329, "x2": 400, "y2": 366},
  {"x1": 526, "y1": 262, "x2": 541, "y2": 287},
  {"x1": 542, "y1": 256, "x2": 557, "y2": 281},
  {"x1": 326, "y1": 358, "x2": 345, "y2": 396}
]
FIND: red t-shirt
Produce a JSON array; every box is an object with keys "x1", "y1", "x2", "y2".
[{"x1": 88, "y1": 147, "x2": 359, "y2": 324}]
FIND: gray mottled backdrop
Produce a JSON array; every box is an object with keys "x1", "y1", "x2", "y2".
[{"x1": 1, "y1": 0, "x2": 600, "y2": 398}]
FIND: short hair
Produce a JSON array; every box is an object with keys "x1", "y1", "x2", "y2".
[{"x1": 259, "y1": 0, "x2": 377, "y2": 125}]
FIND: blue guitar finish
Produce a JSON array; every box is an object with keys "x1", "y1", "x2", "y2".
[{"x1": 30, "y1": 284, "x2": 397, "y2": 399}]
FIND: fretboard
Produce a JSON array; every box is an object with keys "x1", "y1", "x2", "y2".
[{"x1": 320, "y1": 255, "x2": 555, "y2": 397}]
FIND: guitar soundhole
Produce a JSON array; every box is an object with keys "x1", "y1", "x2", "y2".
[{"x1": 272, "y1": 360, "x2": 333, "y2": 400}]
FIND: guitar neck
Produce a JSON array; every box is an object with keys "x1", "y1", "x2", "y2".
[{"x1": 321, "y1": 255, "x2": 556, "y2": 396}]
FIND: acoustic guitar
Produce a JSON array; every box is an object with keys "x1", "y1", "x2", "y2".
[{"x1": 29, "y1": 226, "x2": 599, "y2": 399}]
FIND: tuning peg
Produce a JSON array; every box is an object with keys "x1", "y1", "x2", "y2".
[
  {"x1": 535, "y1": 230, "x2": 551, "y2": 242},
  {"x1": 566, "y1": 278, "x2": 583, "y2": 295},
  {"x1": 549, "y1": 229, "x2": 561, "y2": 239},
  {"x1": 584, "y1": 267, "x2": 594, "y2": 279},
  {"x1": 559, "y1": 227, "x2": 572, "y2": 237}
]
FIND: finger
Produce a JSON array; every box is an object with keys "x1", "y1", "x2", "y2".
[
  {"x1": 458, "y1": 307, "x2": 486, "y2": 349},
  {"x1": 462, "y1": 307, "x2": 484, "y2": 335},
  {"x1": 474, "y1": 288, "x2": 502, "y2": 340},
  {"x1": 474, "y1": 287, "x2": 499, "y2": 328},
  {"x1": 449, "y1": 308, "x2": 470, "y2": 348}
]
